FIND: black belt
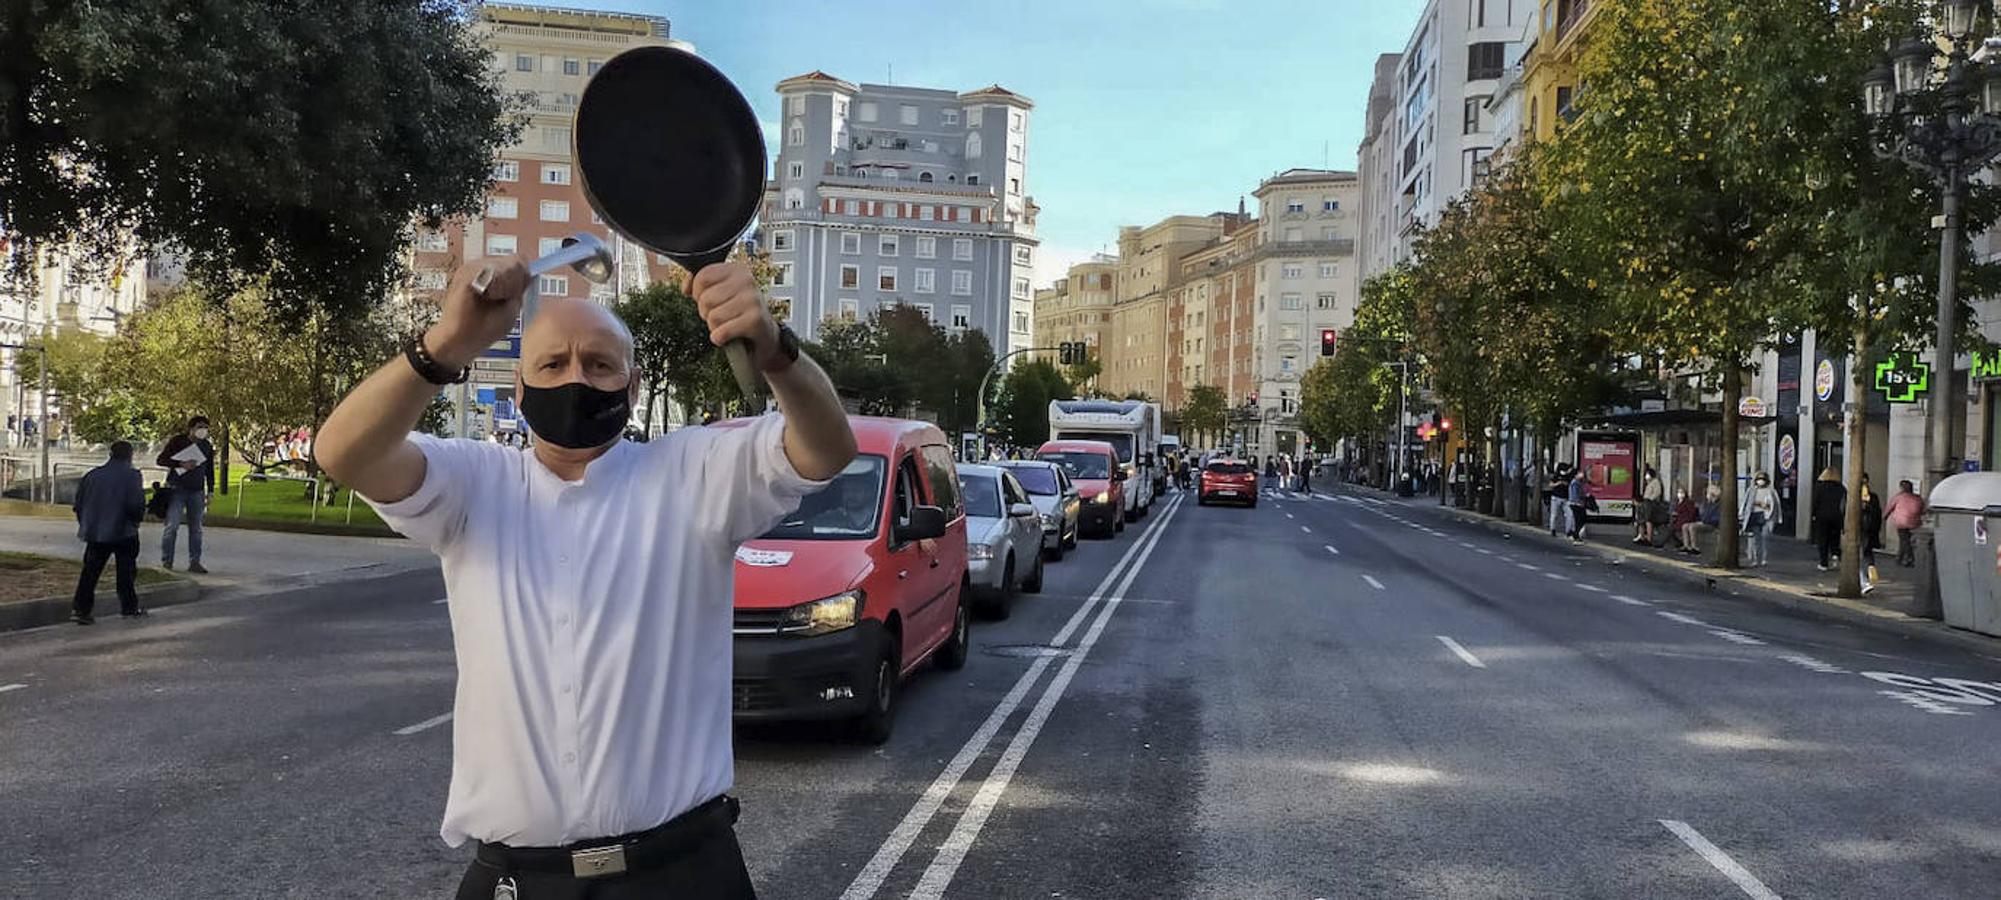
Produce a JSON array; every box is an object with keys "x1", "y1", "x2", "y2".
[{"x1": 475, "y1": 795, "x2": 740, "y2": 879}]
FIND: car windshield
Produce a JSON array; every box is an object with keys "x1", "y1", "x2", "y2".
[
  {"x1": 959, "y1": 473, "x2": 1002, "y2": 518},
  {"x1": 1056, "y1": 431, "x2": 1134, "y2": 462},
  {"x1": 1207, "y1": 462, "x2": 1253, "y2": 475},
  {"x1": 760, "y1": 455, "x2": 885, "y2": 540},
  {"x1": 1006, "y1": 466, "x2": 1060, "y2": 495},
  {"x1": 1040, "y1": 451, "x2": 1110, "y2": 480}
]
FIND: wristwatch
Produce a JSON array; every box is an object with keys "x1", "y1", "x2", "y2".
[
  {"x1": 404, "y1": 333, "x2": 469, "y2": 385},
  {"x1": 761, "y1": 324, "x2": 801, "y2": 374}
]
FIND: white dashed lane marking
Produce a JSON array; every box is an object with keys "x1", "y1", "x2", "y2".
[
  {"x1": 1324, "y1": 544, "x2": 1340, "y2": 556},
  {"x1": 393, "y1": 712, "x2": 454, "y2": 736},
  {"x1": 1544, "y1": 572, "x2": 1570, "y2": 581},
  {"x1": 1659, "y1": 820, "x2": 1782, "y2": 900},
  {"x1": 1611, "y1": 594, "x2": 1650, "y2": 606},
  {"x1": 1362, "y1": 575, "x2": 1386, "y2": 591},
  {"x1": 1436, "y1": 636, "x2": 1487, "y2": 669},
  {"x1": 0, "y1": 683, "x2": 26, "y2": 695}
]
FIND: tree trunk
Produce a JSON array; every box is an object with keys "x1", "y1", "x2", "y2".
[
  {"x1": 1715, "y1": 358, "x2": 1743, "y2": 568},
  {"x1": 1838, "y1": 320, "x2": 1869, "y2": 597},
  {"x1": 645, "y1": 386, "x2": 660, "y2": 438}
]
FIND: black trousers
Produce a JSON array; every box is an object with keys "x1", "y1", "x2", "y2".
[
  {"x1": 74, "y1": 537, "x2": 139, "y2": 616},
  {"x1": 1815, "y1": 520, "x2": 1842, "y2": 567},
  {"x1": 455, "y1": 823, "x2": 755, "y2": 899}
]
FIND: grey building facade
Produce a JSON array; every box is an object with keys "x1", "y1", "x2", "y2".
[{"x1": 761, "y1": 71, "x2": 1038, "y2": 356}]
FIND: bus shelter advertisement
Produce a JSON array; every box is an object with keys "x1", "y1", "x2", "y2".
[{"x1": 1578, "y1": 432, "x2": 1638, "y2": 520}]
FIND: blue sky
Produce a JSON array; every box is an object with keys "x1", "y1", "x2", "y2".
[{"x1": 567, "y1": 0, "x2": 1420, "y2": 286}]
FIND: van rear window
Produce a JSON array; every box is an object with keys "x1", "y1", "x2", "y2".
[{"x1": 1206, "y1": 462, "x2": 1253, "y2": 475}]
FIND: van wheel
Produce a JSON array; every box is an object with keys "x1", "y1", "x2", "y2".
[
  {"x1": 936, "y1": 589, "x2": 970, "y2": 672},
  {"x1": 981, "y1": 557, "x2": 1015, "y2": 620},
  {"x1": 852, "y1": 639, "x2": 900, "y2": 745},
  {"x1": 1045, "y1": 535, "x2": 1066, "y2": 562},
  {"x1": 1023, "y1": 552, "x2": 1045, "y2": 594}
]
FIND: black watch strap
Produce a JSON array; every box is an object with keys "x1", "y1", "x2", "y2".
[
  {"x1": 761, "y1": 324, "x2": 802, "y2": 374},
  {"x1": 404, "y1": 333, "x2": 469, "y2": 385}
]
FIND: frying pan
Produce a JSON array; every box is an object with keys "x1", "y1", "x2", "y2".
[{"x1": 572, "y1": 45, "x2": 767, "y2": 401}]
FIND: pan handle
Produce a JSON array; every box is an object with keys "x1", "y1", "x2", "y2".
[{"x1": 680, "y1": 247, "x2": 762, "y2": 404}]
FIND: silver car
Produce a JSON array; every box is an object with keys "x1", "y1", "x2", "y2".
[
  {"x1": 957, "y1": 464, "x2": 1045, "y2": 619},
  {"x1": 994, "y1": 459, "x2": 1081, "y2": 561}
]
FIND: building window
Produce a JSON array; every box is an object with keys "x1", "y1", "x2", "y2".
[
  {"x1": 1280, "y1": 293, "x2": 1303, "y2": 310},
  {"x1": 541, "y1": 163, "x2": 571, "y2": 185},
  {"x1": 541, "y1": 126, "x2": 571, "y2": 152},
  {"x1": 842, "y1": 199, "x2": 860, "y2": 215},
  {"x1": 1009, "y1": 177, "x2": 1020, "y2": 195},
  {"x1": 1322, "y1": 226, "x2": 1340, "y2": 240},
  {"x1": 1467, "y1": 42, "x2": 1505, "y2": 81},
  {"x1": 789, "y1": 96, "x2": 805, "y2": 115},
  {"x1": 1322, "y1": 198, "x2": 1340, "y2": 212},
  {"x1": 919, "y1": 204, "x2": 936, "y2": 221},
  {"x1": 539, "y1": 275, "x2": 568, "y2": 296},
  {"x1": 953, "y1": 238, "x2": 973, "y2": 261},
  {"x1": 486, "y1": 196, "x2": 518, "y2": 219},
  {"x1": 880, "y1": 235, "x2": 899, "y2": 256},
  {"x1": 562, "y1": 57, "x2": 581, "y2": 76},
  {"x1": 915, "y1": 236, "x2": 936, "y2": 258},
  {"x1": 1317, "y1": 293, "x2": 1338, "y2": 310},
  {"x1": 783, "y1": 188, "x2": 805, "y2": 209},
  {"x1": 951, "y1": 305, "x2": 972, "y2": 329},
  {"x1": 773, "y1": 262, "x2": 792, "y2": 287},
  {"x1": 1013, "y1": 311, "x2": 1030, "y2": 333},
  {"x1": 1318, "y1": 262, "x2": 1337, "y2": 278},
  {"x1": 858, "y1": 101, "x2": 878, "y2": 122},
  {"x1": 1014, "y1": 244, "x2": 1031, "y2": 265},
  {"x1": 492, "y1": 160, "x2": 519, "y2": 182},
  {"x1": 839, "y1": 298, "x2": 859, "y2": 321},
  {"x1": 1008, "y1": 142, "x2": 1022, "y2": 162},
  {"x1": 538, "y1": 237, "x2": 564, "y2": 257},
  {"x1": 900, "y1": 104, "x2": 919, "y2": 125},
  {"x1": 1280, "y1": 324, "x2": 1300, "y2": 340},
  {"x1": 1013, "y1": 276, "x2": 1030, "y2": 298},
  {"x1": 787, "y1": 161, "x2": 804, "y2": 180},
  {"x1": 967, "y1": 106, "x2": 984, "y2": 128},
  {"x1": 840, "y1": 265, "x2": 860, "y2": 288},
  {"x1": 879, "y1": 267, "x2": 898, "y2": 291},
  {"x1": 1280, "y1": 356, "x2": 1296, "y2": 374},
  {"x1": 587, "y1": 58, "x2": 603, "y2": 76},
  {"x1": 788, "y1": 119, "x2": 804, "y2": 147},
  {"x1": 1286, "y1": 200, "x2": 1305, "y2": 213},
  {"x1": 915, "y1": 268, "x2": 935, "y2": 293},
  {"x1": 944, "y1": 109, "x2": 960, "y2": 126},
  {"x1": 919, "y1": 171, "x2": 934, "y2": 183},
  {"x1": 835, "y1": 98, "x2": 848, "y2": 117},
  {"x1": 952, "y1": 270, "x2": 973, "y2": 295},
  {"x1": 1010, "y1": 111, "x2": 1023, "y2": 133},
  {"x1": 515, "y1": 53, "x2": 534, "y2": 72},
  {"x1": 539, "y1": 200, "x2": 569, "y2": 222},
  {"x1": 915, "y1": 303, "x2": 934, "y2": 322},
  {"x1": 966, "y1": 132, "x2": 982, "y2": 159},
  {"x1": 771, "y1": 230, "x2": 794, "y2": 251},
  {"x1": 841, "y1": 232, "x2": 861, "y2": 254},
  {"x1": 416, "y1": 230, "x2": 448, "y2": 252},
  {"x1": 1282, "y1": 263, "x2": 1303, "y2": 279},
  {"x1": 485, "y1": 234, "x2": 517, "y2": 256},
  {"x1": 883, "y1": 169, "x2": 899, "y2": 181},
  {"x1": 1464, "y1": 96, "x2": 1486, "y2": 135}
]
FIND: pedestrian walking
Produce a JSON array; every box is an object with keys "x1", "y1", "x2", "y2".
[
  {"x1": 1567, "y1": 469, "x2": 1593, "y2": 542},
  {"x1": 1811, "y1": 467, "x2": 1846, "y2": 571},
  {"x1": 1634, "y1": 465, "x2": 1665, "y2": 546},
  {"x1": 1547, "y1": 463, "x2": 1573, "y2": 536},
  {"x1": 1298, "y1": 457, "x2": 1312, "y2": 495},
  {"x1": 1740, "y1": 473, "x2": 1780, "y2": 566},
  {"x1": 1859, "y1": 475, "x2": 1884, "y2": 594},
  {"x1": 1886, "y1": 479, "x2": 1925, "y2": 567},
  {"x1": 155, "y1": 415, "x2": 215, "y2": 573},
  {"x1": 318, "y1": 256, "x2": 853, "y2": 899},
  {"x1": 70, "y1": 441, "x2": 148, "y2": 624}
]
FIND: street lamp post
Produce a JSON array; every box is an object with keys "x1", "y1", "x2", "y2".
[{"x1": 1863, "y1": 0, "x2": 2001, "y2": 616}]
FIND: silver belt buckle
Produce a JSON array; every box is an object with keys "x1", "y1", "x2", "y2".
[{"x1": 571, "y1": 844, "x2": 628, "y2": 878}]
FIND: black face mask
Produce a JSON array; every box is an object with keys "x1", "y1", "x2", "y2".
[{"x1": 520, "y1": 381, "x2": 630, "y2": 450}]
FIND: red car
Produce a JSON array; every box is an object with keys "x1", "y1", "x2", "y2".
[
  {"x1": 729, "y1": 417, "x2": 971, "y2": 743},
  {"x1": 1035, "y1": 439, "x2": 1126, "y2": 538},
  {"x1": 1198, "y1": 459, "x2": 1259, "y2": 507}
]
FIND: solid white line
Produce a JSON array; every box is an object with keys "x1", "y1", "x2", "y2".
[
  {"x1": 1612, "y1": 594, "x2": 1651, "y2": 607},
  {"x1": 1362, "y1": 575, "x2": 1385, "y2": 590},
  {"x1": 907, "y1": 496, "x2": 1184, "y2": 899},
  {"x1": 1544, "y1": 572, "x2": 1570, "y2": 581},
  {"x1": 841, "y1": 495, "x2": 1183, "y2": 900},
  {"x1": 0, "y1": 683, "x2": 27, "y2": 694},
  {"x1": 1324, "y1": 544, "x2": 1340, "y2": 556},
  {"x1": 1436, "y1": 635, "x2": 1487, "y2": 669},
  {"x1": 431, "y1": 597, "x2": 450, "y2": 605},
  {"x1": 1660, "y1": 820, "x2": 1783, "y2": 900},
  {"x1": 393, "y1": 712, "x2": 453, "y2": 736}
]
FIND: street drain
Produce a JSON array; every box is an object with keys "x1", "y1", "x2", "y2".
[{"x1": 984, "y1": 644, "x2": 1073, "y2": 659}]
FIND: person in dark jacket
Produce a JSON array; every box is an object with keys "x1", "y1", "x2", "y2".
[
  {"x1": 72, "y1": 441, "x2": 147, "y2": 624},
  {"x1": 1859, "y1": 474, "x2": 1884, "y2": 594},
  {"x1": 155, "y1": 415, "x2": 216, "y2": 573},
  {"x1": 1811, "y1": 467, "x2": 1846, "y2": 571}
]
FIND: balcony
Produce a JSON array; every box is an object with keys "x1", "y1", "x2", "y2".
[
  {"x1": 1258, "y1": 239, "x2": 1355, "y2": 259},
  {"x1": 1554, "y1": 0, "x2": 1595, "y2": 50}
]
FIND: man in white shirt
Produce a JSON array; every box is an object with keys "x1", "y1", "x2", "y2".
[{"x1": 317, "y1": 256, "x2": 855, "y2": 899}]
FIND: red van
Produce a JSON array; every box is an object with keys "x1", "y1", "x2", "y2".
[
  {"x1": 729, "y1": 417, "x2": 971, "y2": 743},
  {"x1": 1035, "y1": 439, "x2": 1126, "y2": 538}
]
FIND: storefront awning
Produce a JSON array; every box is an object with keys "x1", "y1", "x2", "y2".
[{"x1": 1583, "y1": 409, "x2": 1775, "y2": 429}]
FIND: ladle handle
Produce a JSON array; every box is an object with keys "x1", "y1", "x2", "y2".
[{"x1": 681, "y1": 247, "x2": 762, "y2": 404}]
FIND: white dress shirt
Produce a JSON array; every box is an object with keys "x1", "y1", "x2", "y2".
[{"x1": 368, "y1": 414, "x2": 824, "y2": 848}]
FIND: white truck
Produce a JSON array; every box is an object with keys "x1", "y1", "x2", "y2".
[{"x1": 1048, "y1": 399, "x2": 1160, "y2": 521}]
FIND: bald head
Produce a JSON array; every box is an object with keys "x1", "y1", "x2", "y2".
[{"x1": 519, "y1": 298, "x2": 636, "y2": 391}]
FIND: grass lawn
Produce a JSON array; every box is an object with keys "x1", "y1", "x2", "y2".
[
  {"x1": 0, "y1": 550, "x2": 180, "y2": 605},
  {"x1": 208, "y1": 477, "x2": 387, "y2": 529}
]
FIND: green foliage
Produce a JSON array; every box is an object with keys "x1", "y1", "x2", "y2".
[
  {"x1": 0, "y1": 0, "x2": 519, "y2": 318},
  {"x1": 12, "y1": 329, "x2": 161, "y2": 444},
  {"x1": 1299, "y1": 270, "x2": 1412, "y2": 446},
  {"x1": 993, "y1": 359, "x2": 1073, "y2": 449},
  {"x1": 614, "y1": 280, "x2": 735, "y2": 427},
  {"x1": 804, "y1": 307, "x2": 996, "y2": 430},
  {"x1": 1180, "y1": 384, "x2": 1227, "y2": 446}
]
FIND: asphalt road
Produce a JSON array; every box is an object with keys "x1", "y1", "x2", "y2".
[{"x1": 5, "y1": 484, "x2": 2001, "y2": 898}]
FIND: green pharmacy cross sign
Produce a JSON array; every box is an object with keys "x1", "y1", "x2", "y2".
[{"x1": 1874, "y1": 354, "x2": 1931, "y2": 404}]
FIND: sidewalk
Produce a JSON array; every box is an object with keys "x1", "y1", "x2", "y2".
[{"x1": 1339, "y1": 482, "x2": 1998, "y2": 656}]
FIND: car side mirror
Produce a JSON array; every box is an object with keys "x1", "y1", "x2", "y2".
[
  {"x1": 1009, "y1": 502, "x2": 1037, "y2": 518},
  {"x1": 899, "y1": 505, "x2": 948, "y2": 542},
  {"x1": 1112, "y1": 468, "x2": 1129, "y2": 482}
]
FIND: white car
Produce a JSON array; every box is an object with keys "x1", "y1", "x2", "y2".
[
  {"x1": 994, "y1": 459, "x2": 1081, "y2": 560},
  {"x1": 956, "y1": 464, "x2": 1046, "y2": 619}
]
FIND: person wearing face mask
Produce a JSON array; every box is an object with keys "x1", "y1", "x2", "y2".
[
  {"x1": 316, "y1": 256, "x2": 854, "y2": 900},
  {"x1": 154, "y1": 414, "x2": 216, "y2": 573},
  {"x1": 1740, "y1": 472, "x2": 1781, "y2": 567}
]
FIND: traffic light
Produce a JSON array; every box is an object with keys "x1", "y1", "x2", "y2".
[
  {"x1": 1441, "y1": 417, "x2": 1453, "y2": 431},
  {"x1": 1320, "y1": 328, "x2": 1338, "y2": 356},
  {"x1": 1057, "y1": 341, "x2": 1089, "y2": 365}
]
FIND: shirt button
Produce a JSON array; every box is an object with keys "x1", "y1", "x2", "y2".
[
  {"x1": 563, "y1": 752, "x2": 576, "y2": 765},
  {"x1": 556, "y1": 613, "x2": 570, "y2": 626},
  {"x1": 560, "y1": 683, "x2": 572, "y2": 695}
]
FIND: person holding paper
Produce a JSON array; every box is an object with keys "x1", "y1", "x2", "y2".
[{"x1": 155, "y1": 415, "x2": 215, "y2": 573}]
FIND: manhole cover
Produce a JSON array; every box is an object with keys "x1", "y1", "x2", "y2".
[{"x1": 984, "y1": 644, "x2": 1073, "y2": 659}]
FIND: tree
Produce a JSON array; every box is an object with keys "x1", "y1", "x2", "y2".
[
  {"x1": 993, "y1": 359, "x2": 1073, "y2": 449},
  {"x1": 14, "y1": 329, "x2": 161, "y2": 445},
  {"x1": 1181, "y1": 384, "x2": 1227, "y2": 447},
  {"x1": 0, "y1": 0, "x2": 518, "y2": 318},
  {"x1": 1300, "y1": 270, "x2": 1416, "y2": 483},
  {"x1": 616, "y1": 281, "x2": 734, "y2": 431}
]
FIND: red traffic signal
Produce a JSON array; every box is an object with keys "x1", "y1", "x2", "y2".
[
  {"x1": 1319, "y1": 328, "x2": 1338, "y2": 356},
  {"x1": 1441, "y1": 417, "x2": 1453, "y2": 431}
]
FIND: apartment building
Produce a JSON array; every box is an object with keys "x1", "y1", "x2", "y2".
[
  {"x1": 1096, "y1": 216, "x2": 1231, "y2": 402},
  {"x1": 1032, "y1": 256, "x2": 1117, "y2": 382},
  {"x1": 1172, "y1": 224, "x2": 1262, "y2": 411},
  {"x1": 1356, "y1": 53, "x2": 1403, "y2": 282},
  {"x1": 0, "y1": 243, "x2": 146, "y2": 437},
  {"x1": 1249, "y1": 170, "x2": 1360, "y2": 455},
  {"x1": 762, "y1": 72, "x2": 1038, "y2": 355}
]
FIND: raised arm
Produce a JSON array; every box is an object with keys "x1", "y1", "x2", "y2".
[
  {"x1": 317, "y1": 258, "x2": 530, "y2": 503},
  {"x1": 691, "y1": 262, "x2": 855, "y2": 481}
]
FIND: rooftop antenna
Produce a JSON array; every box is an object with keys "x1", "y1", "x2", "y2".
[
  {"x1": 887, "y1": 63, "x2": 893, "y2": 85},
  {"x1": 1323, "y1": 140, "x2": 1329, "y2": 169}
]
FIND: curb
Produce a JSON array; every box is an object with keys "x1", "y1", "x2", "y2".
[
  {"x1": 1340, "y1": 485, "x2": 2001, "y2": 659},
  {"x1": 0, "y1": 577, "x2": 202, "y2": 632}
]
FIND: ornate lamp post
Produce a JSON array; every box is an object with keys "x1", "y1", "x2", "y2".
[{"x1": 1863, "y1": 0, "x2": 2001, "y2": 615}]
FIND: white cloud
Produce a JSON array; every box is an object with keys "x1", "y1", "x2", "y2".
[{"x1": 1032, "y1": 243, "x2": 1103, "y2": 292}]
